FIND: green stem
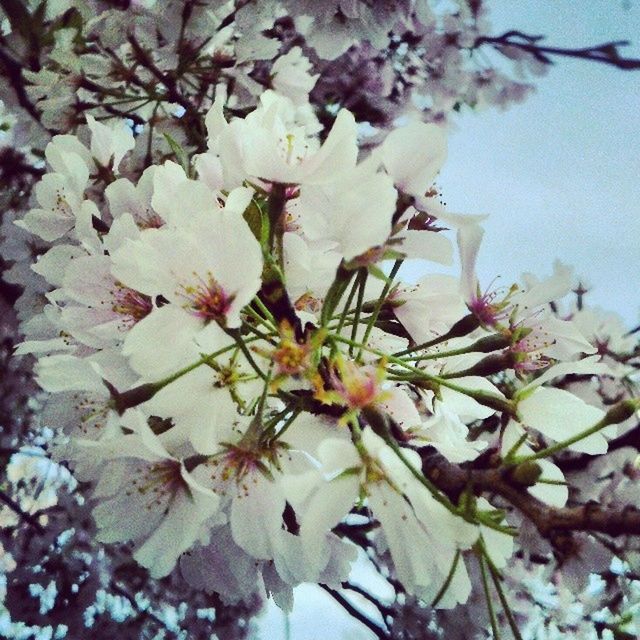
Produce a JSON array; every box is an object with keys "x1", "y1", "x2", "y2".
[
  {"x1": 384, "y1": 438, "x2": 459, "y2": 516},
  {"x1": 430, "y1": 550, "x2": 461, "y2": 608},
  {"x1": 226, "y1": 329, "x2": 268, "y2": 381},
  {"x1": 251, "y1": 296, "x2": 277, "y2": 328},
  {"x1": 503, "y1": 432, "x2": 529, "y2": 464},
  {"x1": 485, "y1": 545, "x2": 524, "y2": 640},
  {"x1": 335, "y1": 270, "x2": 361, "y2": 336},
  {"x1": 331, "y1": 334, "x2": 512, "y2": 412},
  {"x1": 350, "y1": 268, "x2": 368, "y2": 357},
  {"x1": 479, "y1": 551, "x2": 501, "y2": 639},
  {"x1": 515, "y1": 417, "x2": 609, "y2": 463},
  {"x1": 357, "y1": 259, "x2": 402, "y2": 361},
  {"x1": 274, "y1": 408, "x2": 302, "y2": 440}
]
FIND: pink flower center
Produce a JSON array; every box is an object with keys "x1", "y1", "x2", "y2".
[
  {"x1": 468, "y1": 281, "x2": 520, "y2": 328},
  {"x1": 180, "y1": 273, "x2": 233, "y2": 323},
  {"x1": 127, "y1": 460, "x2": 185, "y2": 510},
  {"x1": 510, "y1": 330, "x2": 555, "y2": 373},
  {"x1": 138, "y1": 212, "x2": 164, "y2": 229},
  {"x1": 111, "y1": 283, "x2": 153, "y2": 325},
  {"x1": 328, "y1": 361, "x2": 382, "y2": 410}
]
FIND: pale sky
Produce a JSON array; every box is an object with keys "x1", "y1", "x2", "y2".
[
  {"x1": 438, "y1": 1, "x2": 640, "y2": 325},
  {"x1": 256, "y1": 4, "x2": 640, "y2": 638}
]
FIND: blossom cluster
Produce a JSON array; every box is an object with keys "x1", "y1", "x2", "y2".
[
  {"x1": 12, "y1": 70, "x2": 639, "y2": 621},
  {"x1": 0, "y1": 0, "x2": 535, "y2": 162},
  {"x1": 1, "y1": 2, "x2": 639, "y2": 636}
]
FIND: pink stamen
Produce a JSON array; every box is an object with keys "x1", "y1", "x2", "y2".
[
  {"x1": 111, "y1": 283, "x2": 153, "y2": 326},
  {"x1": 179, "y1": 272, "x2": 233, "y2": 323}
]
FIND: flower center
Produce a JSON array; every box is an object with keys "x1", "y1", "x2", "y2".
[
  {"x1": 127, "y1": 460, "x2": 185, "y2": 509},
  {"x1": 111, "y1": 282, "x2": 153, "y2": 325},
  {"x1": 180, "y1": 272, "x2": 233, "y2": 323},
  {"x1": 274, "y1": 339, "x2": 308, "y2": 375}
]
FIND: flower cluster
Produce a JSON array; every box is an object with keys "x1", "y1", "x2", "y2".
[
  {"x1": 12, "y1": 78, "x2": 639, "y2": 620},
  {"x1": 1, "y1": 2, "x2": 640, "y2": 636}
]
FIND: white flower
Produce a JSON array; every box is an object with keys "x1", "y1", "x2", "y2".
[
  {"x1": 111, "y1": 186, "x2": 263, "y2": 343},
  {"x1": 392, "y1": 274, "x2": 467, "y2": 344},
  {"x1": 59, "y1": 254, "x2": 153, "y2": 349},
  {"x1": 293, "y1": 158, "x2": 397, "y2": 261},
  {"x1": 291, "y1": 426, "x2": 477, "y2": 607},
  {"x1": 271, "y1": 47, "x2": 319, "y2": 105},
  {"x1": 514, "y1": 356, "x2": 616, "y2": 455},
  {"x1": 105, "y1": 166, "x2": 162, "y2": 230},
  {"x1": 212, "y1": 90, "x2": 358, "y2": 188},
  {"x1": 73, "y1": 414, "x2": 223, "y2": 579},
  {"x1": 379, "y1": 121, "x2": 447, "y2": 199},
  {"x1": 85, "y1": 114, "x2": 135, "y2": 171},
  {"x1": 16, "y1": 171, "x2": 86, "y2": 242}
]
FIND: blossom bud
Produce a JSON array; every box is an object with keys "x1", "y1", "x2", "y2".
[
  {"x1": 104, "y1": 380, "x2": 159, "y2": 414},
  {"x1": 470, "y1": 334, "x2": 511, "y2": 353},
  {"x1": 445, "y1": 313, "x2": 482, "y2": 339},
  {"x1": 445, "y1": 353, "x2": 511, "y2": 379},
  {"x1": 362, "y1": 406, "x2": 393, "y2": 439},
  {"x1": 508, "y1": 460, "x2": 543, "y2": 487},
  {"x1": 601, "y1": 398, "x2": 640, "y2": 427}
]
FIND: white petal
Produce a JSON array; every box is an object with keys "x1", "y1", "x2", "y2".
[
  {"x1": 519, "y1": 387, "x2": 607, "y2": 454},
  {"x1": 381, "y1": 122, "x2": 447, "y2": 198}
]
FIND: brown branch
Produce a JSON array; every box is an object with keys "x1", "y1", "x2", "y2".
[
  {"x1": 0, "y1": 489, "x2": 46, "y2": 534},
  {"x1": 0, "y1": 44, "x2": 43, "y2": 124},
  {"x1": 475, "y1": 31, "x2": 640, "y2": 70},
  {"x1": 423, "y1": 454, "x2": 640, "y2": 541},
  {"x1": 127, "y1": 35, "x2": 207, "y2": 151}
]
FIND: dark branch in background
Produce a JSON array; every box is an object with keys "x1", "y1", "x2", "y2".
[
  {"x1": 0, "y1": 43, "x2": 43, "y2": 125},
  {"x1": 127, "y1": 35, "x2": 207, "y2": 151},
  {"x1": 628, "y1": 323, "x2": 640, "y2": 336},
  {"x1": 109, "y1": 580, "x2": 182, "y2": 637},
  {"x1": 320, "y1": 584, "x2": 388, "y2": 640},
  {"x1": 0, "y1": 489, "x2": 46, "y2": 534},
  {"x1": 217, "y1": 0, "x2": 252, "y2": 31},
  {"x1": 342, "y1": 581, "x2": 395, "y2": 620},
  {"x1": 475, "y1": 30, "x2": 640, "y2": 70}
]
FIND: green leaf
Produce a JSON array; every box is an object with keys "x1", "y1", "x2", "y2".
[{"x1": 163, "y1": 133, "x2": 190, "y2": 176}]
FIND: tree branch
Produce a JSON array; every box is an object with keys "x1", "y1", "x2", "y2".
[
  {"x1": 0, "y1": 43, "x2": 43, "y2": 125},
  {"x1": 0, "y1": 489, "x2": 46, "y2": 534},
  {"x1": 319, "y1": 584, "x2": 388, "y2": 640},
  {"x1": 475, "y1": 31, "x2": 640, "y2": 70},
  {"x1": 423, "y1": 454, "x2": 640, "y2": 541}
]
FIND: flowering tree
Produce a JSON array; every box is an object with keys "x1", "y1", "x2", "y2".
[{"x1": 1, "y1": 2, "x2": 640, "y2": 639}]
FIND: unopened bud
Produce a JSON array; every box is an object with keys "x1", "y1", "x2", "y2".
[
  {"x1": 471, "y1": 334, "x2": 511, "y2": 353},
  {"x1": 446, "y1": 313, "x2": 481, "y2": 339},
  {"x1": 509, "y1": 460, "x2": 543, "y2": 487},
  {"x1": 104, "y1": 380, "x2": 159, "y2": 415},
  {"x1": 602, "y1": 398, "x2": 640, "y2": 427},
  {"x1": 362, "y1": 406, "x2": 393, "y2": 439},
  {"x1": 445, "y1": 353, "x2": 511, "y2": 379}
]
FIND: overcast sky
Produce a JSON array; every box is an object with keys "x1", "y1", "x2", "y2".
[
  {"x1": 438, "y1": 0, "x2": 640, "y2": 325},
  {"x1": 256, "y1": 4, "x2": 640, "y2": 638}
]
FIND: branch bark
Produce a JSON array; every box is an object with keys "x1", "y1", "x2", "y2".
[
  {"x1": 475, "y1": 31, "x2": 640, "y2": 70},
  {"x1": 423, "y1": 453, "x2": 640, "y2": 540}
]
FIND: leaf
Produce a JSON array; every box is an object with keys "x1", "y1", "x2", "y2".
[{"x1": 162, "y1": 133, "x2": 190, "y2": 176}]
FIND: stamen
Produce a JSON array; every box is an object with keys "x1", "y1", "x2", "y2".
[
  {"x1": 111, "y1": 282, "x2": 153, "y2": 326},
  {"x1": 178, "y1": 271, "x2": 233, "y2": 323}
]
